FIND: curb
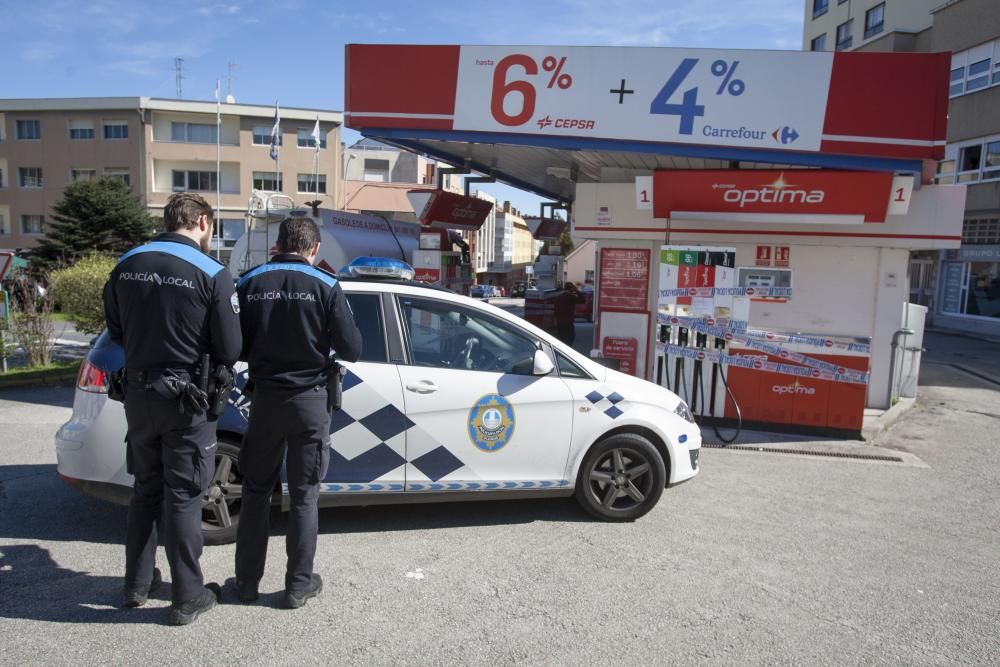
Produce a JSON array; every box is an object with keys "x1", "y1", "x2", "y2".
[
  {"x1": 0, "y1": 364, "x2": 81, "y2": 390},
  {"x1": 862, "y1": 397, "x2": 916, "y2": 443}
]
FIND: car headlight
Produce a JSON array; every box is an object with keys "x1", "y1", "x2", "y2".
[{"x1": 674, "y1": 400, "x2": 696, "y2": 423}]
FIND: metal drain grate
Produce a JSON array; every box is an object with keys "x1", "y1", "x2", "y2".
[{"x1": 702, "y1": 443, "x2": 904, "y2": 462}]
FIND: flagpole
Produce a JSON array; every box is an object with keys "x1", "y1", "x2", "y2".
[
  {"x1": 215, "y1": 79, "x2": 222, "y2": 260},
  {"x1": 313, "y1": 116, "x2": 320, "y2": 200}
]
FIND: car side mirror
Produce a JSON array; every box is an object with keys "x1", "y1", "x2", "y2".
[{"x1": 532, "y1": 349, "x2": 554, "y2": 376}]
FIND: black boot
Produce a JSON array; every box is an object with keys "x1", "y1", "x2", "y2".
[
  {"x1": 167, "y1": 583, "x2": 221, "y2": 626},
  {"x1": 123, "y1": 568, "x2": 162, "y2": 608},
  {"x1": 236, "y1": 579, "x2": 259, "y2": 603},
  {"x1": 284, "y1": 574, "x2": 322, "y2": 609}
]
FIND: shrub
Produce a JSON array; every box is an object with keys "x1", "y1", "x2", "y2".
[
  {"x1": 50, "y1": 254, "x2": 117, "y2": 335},
  {"x1": 9, "y1": 274, "x2": 55, "y2": 367}
]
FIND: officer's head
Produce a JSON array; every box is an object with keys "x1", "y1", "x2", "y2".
[
  {"x1": 164, "y1": 193, "x2": 214, "y2": 252},
  {"x1": 276, "y1": 216, "x2": 321, "y2": 264}
]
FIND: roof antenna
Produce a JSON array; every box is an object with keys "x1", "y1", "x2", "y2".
[
  {"x1": 226, "y1": 62, "x2": 238, "y2": 103},
  {"x1": 174, "y1": 57, "x2": 184, "y2": 99}
]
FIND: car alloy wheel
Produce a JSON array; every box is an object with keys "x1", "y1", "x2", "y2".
[
  {"x1": 575, "y1": 433, "x2": 666, "y2": 521},
  {"x1": 201, "y1": 439, "x2": 243, "y2": 546}
]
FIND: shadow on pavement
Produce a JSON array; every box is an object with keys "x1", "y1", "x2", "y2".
[
  {"x1": 0, "y1": 386, "x2": 75, "y2": 409},
  {"x1": 0, "y1": 464, "x2": 125, "y2": 545},
  {"x1": 0, "y1": 544, "x2": 167, "y2": 625},
  {"x1": 274, "y1": 496, "x2": 592, "y2": 538}
]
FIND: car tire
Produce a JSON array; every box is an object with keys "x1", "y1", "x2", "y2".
[
  {"x1": 201, "y1": 437, "x2": 243, "y2": 546},
  {"x1": 574, "y1": 433, "x2": 666, "y2": 522}
]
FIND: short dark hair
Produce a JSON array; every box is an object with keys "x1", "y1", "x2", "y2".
[
  {"x1": 164, "y1": 192, "x2": 213, "y2": 231},
  {"x1": 276, "y1": 216, "x2": 321, "y2": 254}
]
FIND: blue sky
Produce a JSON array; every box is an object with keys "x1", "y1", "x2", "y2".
[{"x1": 0, "y1": 0, "x2": 805, "y2": 213}]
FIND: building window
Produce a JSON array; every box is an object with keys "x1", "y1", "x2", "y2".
[
  {"x1": 103, "y1": 121, "x2": 128, "y2": 140},
  {"x1": 941, "y1": 259, "x2": 1000, "y2": 319},
  {"x1": 252, "y1": 171, "x2": 283, "y2": 191},
  {"x1": 172, "y1": 170, "x2": 217, "y2": 192},
  {"x1": 21, "y1": 214, "x2": 44, "y2": 234},
  {"x1": 297, "y1": 173, "x2": 327, "y2": 194},
  {"x1": 812, "y1": 0, "x2": 828, "y2": 19},
  {"x1": 810, "y1": 34, "x2": 827, "y2": 52},
  {"x1": 950, "y1": 39, "x2": 1000, "y2": 98},
  {"x1": 864, "y1": 3, "x2": 884, "y2": 39},
  {"x1": 18, "y1": 167, "x2": 43, "y2": 188},
  {"x1": 938, "y1": 136, "x2": 1000, "y2": 185},
  {"x1": 363, "y1": 158, "x2": 390, "y2": 182},
  {"x1": 962, "y1": 218, "x2": 1000, "y2": 245},
  {"x1": 835, "y1": 20, "x2": 853, "y2": 50},
  {"x1": 0, "y1": 214, "x2": 6, "y2": 235},
  {"x1": 70, "y1": 169, "x2": 97, "y2": 182},
  {"x1": 69, "y1": 120, "x2": 95, "y2": 140},
  {"x1": 966, "y1": 59, "x2": 991, "y2": 92},
  {"x1": 170, "y1": 122, "x2": 217, "y2": 144},
  {"x1": 16, "y1": 120, "x2": 41, "y2": 140},
  {"x1": 104, "y1": 168, "x2": 131, "y2": 186},
  {"x1": 0, "y1": 168, "x2": 4, "y2": 189},
  {"x1": 950, "y1": 67, "x2": 965, "y2": 96},
  {"x1": 296, "y1": 127, "x2": 326, "y2": 149},
  {"x1": 252, "y1": 125, "x2": 280, "y2": 146}
]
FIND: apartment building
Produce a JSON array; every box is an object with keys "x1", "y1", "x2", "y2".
[
  {"x1": 479, "y1": 202, "x2": 536, "y2": 291},
  {"x1": 803, "y1": 0, "x2": 939, "y2": 52},
  {"x1": 0, "y1": 97, "x2": 342, "y2": 258},
  {"x1": 803, "y1": 0, "x2": 1000, "y2": 338}
]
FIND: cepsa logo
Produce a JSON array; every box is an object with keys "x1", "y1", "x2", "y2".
[
  {"x1": 714, "y1": 172, "x2": 824, "y2": 209},
  {"x1": 536, "y1": 115, "x2": 596, "y2": 131}
]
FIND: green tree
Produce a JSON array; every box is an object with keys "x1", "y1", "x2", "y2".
[
  {"x1": 558, "y1": 226, "x2": 575, "y2": 256},
  {"x1": 31, "y1": 178, "x2": 155, "y2": 271},
  {"x1": 50, "y1": 253, "x2": 118, "y2": 335}
]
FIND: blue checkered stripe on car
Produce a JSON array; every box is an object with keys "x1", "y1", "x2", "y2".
[
  {"x1": 325, "y1": 368, "x2": 569, "y2": 490},
  {"x1": 585, "y1": 386, "x2": 627, "y2": 419}
]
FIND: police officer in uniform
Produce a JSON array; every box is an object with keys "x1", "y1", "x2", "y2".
[
  {"x1": 235, "y1": 216, "x2": 361, "y2": 609},
  {"x1": 103, "y1": 192, "x2": 241, "y2": 625}
]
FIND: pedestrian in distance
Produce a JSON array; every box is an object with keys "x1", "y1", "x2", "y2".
[
  {"x1": 234, "y1": 216, "x2": 362, "y2": 609},
  {"x1": 554, "y1": 281, "x2": 586, "y2": 347},
  {"x1": 103, "y1": 192, "x2": 242, "y2": 625}
]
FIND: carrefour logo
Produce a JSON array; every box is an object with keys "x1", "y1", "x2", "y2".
[{"x1": 119, "y1": 271, "x2": 194, "y2": 289}]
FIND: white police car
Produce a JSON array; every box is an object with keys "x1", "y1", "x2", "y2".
[{"x1": 56, "y1": 257, "x2": 700, "y2": 544}]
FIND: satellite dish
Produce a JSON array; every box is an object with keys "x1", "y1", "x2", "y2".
[{"x1": 225, "y1": 94, "x2": 235, "y2": 104}]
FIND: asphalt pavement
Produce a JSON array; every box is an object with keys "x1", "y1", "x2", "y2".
[{"x1": 2, "y1": 333, "x2": 999, "y2": 663}]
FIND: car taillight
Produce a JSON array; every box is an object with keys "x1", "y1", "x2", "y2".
[{"x1": 77, "y1": 360, "x2": 109, "y2": 394}]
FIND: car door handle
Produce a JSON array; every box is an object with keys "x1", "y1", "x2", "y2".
[{"x1": 405, "y1": 380, "x2": 439, "y2": 394}]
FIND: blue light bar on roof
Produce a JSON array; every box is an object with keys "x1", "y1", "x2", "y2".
[{"x1": 342, "y1": 256, "x2": 415, "y2": 280}]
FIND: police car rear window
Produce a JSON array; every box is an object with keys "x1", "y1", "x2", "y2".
[{"x1": 344, "y1": 293, "x2": 388, "y2": 363}]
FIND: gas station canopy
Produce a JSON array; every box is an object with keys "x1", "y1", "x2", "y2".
[{"x1": 345, "y1": 45, "x2": 951, "y2": 201}]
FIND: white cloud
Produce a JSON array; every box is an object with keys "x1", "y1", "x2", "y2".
[{"x1": 22, "y1": 42, "x2": 62, "y2": 62}]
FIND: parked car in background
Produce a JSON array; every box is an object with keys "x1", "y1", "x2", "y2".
[{"x1": 470, "y1": 284, "x2": 491, "y2": 299}]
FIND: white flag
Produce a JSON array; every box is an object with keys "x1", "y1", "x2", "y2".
[
  {"x1": 311, "y1": 116, "x2": 321, "y2": 151},
  {"x1": 269, "y1": 102, "x2": 280, "y2": 161}
]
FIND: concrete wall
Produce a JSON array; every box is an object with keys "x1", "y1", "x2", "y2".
[
  {"x1": 947, "y1": 86, "x2": 1000, "y2": 143},
  {"x1": 929, "y1": 0, "x2": 1000, "y2": 53}
]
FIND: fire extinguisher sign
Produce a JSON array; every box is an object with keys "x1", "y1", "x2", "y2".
[{"x1": 755, "y1": 245, "x2": 772, "y2": 267}]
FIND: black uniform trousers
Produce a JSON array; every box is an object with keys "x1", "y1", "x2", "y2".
[
  {"x1": 123, "y1": 375, "x2": 215, "y2": 605},
  {"x1": 235, "y1": 385, "x2": 330, "y2": 592}
]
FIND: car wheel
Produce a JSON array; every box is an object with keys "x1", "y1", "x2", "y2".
[
  {"x1": 201, "y1": 437, "x2": 243, "y2": 546},
  {"x1": 574, "y1": 433, "x2": 666, "y2": 522}
]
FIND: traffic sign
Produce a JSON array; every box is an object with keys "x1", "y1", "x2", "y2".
[{"x1": 0, "y1": 253, "x2": 13, "y2": 282}]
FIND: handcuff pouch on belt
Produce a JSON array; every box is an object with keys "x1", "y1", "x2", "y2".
[{"x1": 327, "y1": 362, "x2": 345, "y2": 413}]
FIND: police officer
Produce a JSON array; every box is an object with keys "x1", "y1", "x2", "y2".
[
  {"x1": 103, "y1": 192, "x2": 241, "y2": 625},
  {"x1": 235, "y1": 216, "x2": 361, "y2": 609}
]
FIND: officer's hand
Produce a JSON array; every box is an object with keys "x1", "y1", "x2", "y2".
[{"x1": 182, "y1": 383, "x2": 209, "y2": 415}]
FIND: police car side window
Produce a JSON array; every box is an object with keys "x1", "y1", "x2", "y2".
[
  {"x1": 344, "y1": 293, "x2": 388, "y2": 363},
  {"x1": 556, "y1": 352, "x2": 591, "y2": 379},
  {"x1": 398, "y1": 297, "x2": 538, "y2": 374}
]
